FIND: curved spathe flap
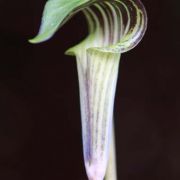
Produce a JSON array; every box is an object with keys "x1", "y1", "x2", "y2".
[
  {"x1": 29, "y1": 0, "x2": 147, "y2": 54},
  {"x1": 29, "y1": 0, "x2": 91, "y2": 43}
]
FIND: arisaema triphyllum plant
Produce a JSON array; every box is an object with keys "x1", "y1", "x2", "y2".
[{"x1": 29, "y1": 0, "x2": 147, "y2": 179}]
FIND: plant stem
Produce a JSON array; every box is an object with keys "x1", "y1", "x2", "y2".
[{"x1": 105, "y1": 122, "x2": 117, "y2": 180}]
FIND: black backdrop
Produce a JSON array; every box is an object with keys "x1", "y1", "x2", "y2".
[{"x1": 0, "y1": 0, "x2": 180, "y2": 179}]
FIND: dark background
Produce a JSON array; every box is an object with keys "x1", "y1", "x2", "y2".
[{"x1": 0, "y1": 0, "x2": 180, "y2": 179}]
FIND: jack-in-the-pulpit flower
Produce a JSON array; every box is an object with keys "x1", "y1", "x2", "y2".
[{"x1": 30, "y1": 0, "x2": 147, "y2": 179}]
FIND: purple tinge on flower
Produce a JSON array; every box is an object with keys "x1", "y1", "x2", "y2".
[{"x1": 29, "y1": 0, "x2": 147, "y2": 179}]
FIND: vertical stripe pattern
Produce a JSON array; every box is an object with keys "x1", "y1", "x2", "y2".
[
  {"x1": 30, "y1": 0, "x2": 147, "y2": 179},
  {"x1": 76, "y1": 49, "x2": 120, "y2": 180}
]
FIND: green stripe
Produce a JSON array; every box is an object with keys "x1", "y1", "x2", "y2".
[{"x1": 30, "y1": 0, "x2": 147, "y2": 54}]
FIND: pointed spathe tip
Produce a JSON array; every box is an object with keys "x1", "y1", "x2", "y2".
[
  {"x1": 28, "y1": 30, "x2": 54, "y2": 44},
  {"x1": 28, "y1": 38, "x2": 37, "y2": 44}
]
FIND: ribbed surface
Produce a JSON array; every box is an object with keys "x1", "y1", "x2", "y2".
[
  {"x1": 30, "y1": 0, "x2": 147, "y2": 54},
  {"x1": 66, "y1": 1, "x2": 147, "y2": 179},
  {"x1": 79, "y1": 0, "x2": 147, "y2": 53},
  {"x1": 76, "y1": 50, "x2": 120, "y2": 179},
  {"x1": 30, "y1": 0, "x2": 147, "y2": 179}
]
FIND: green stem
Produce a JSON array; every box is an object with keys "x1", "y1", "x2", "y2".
[{"x1": 105, "y1": 123, "x2": 117, "y2": 180}]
